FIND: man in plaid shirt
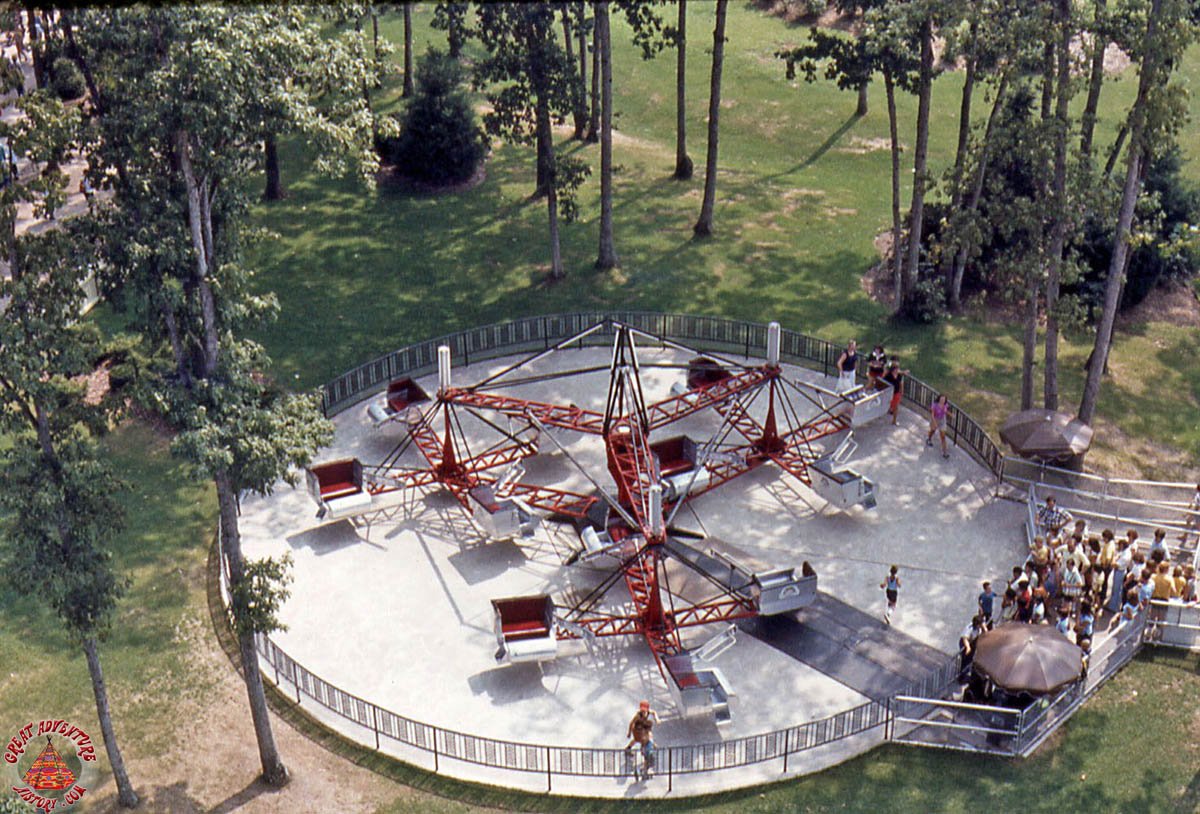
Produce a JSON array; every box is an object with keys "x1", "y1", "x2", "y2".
[{"x1": 1037, "y1": 494, "x2": 1073, "y2": 537}]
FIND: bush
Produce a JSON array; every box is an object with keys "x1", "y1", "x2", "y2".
[
  {"x1": 50, "y1": 56, "x2": 86, "y2": 101},
  {"x1": 901, "y1": 270, "x2": 948, "y2": 324},
  {"x1": 378, "y1": 49, "x2": 485, "y2": 186}
]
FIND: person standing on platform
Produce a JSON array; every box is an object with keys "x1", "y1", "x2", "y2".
[
  {"x1": 926, "y1": 394, "x2": 952, "y2": 459},
  {"x1": 835, "y1": 340, "x2": 859, "y2": 393},
  {"x1": 866, "y1": 344, "x2": 887, "y2": 391},
  {"x1": 882, "y1": 359, "x2": 908, "y2": 426},
  {"x1": 881, "y1": 565, "x2": 901, "y2": 624},
  {"x1": 978, "y1": 581, "x2": 996, "y2": 629}
]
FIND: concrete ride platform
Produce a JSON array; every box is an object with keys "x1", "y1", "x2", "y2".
[{"x1": 238, "y1": 343, "x2": 1027, "y2": 796}]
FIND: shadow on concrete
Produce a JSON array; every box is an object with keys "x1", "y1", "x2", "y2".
[
  {"x1": 468, "y1": 663, "x2": 555, "y2": 705},
  {"x1": 740, "y1": 592, "x2": 950, "y2": 702},
  {"x1": 285, "y1": 520, "x2": 364, "y2": 554},
  {"x1": 448, "y1": 538, "x2": 529, "y2": 585}
]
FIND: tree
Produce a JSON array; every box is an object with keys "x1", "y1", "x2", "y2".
[
  {"x1": 693, "y1": 0, "x2": 728, "y2": 237},
  {"x1": 0, "y1": 92, "x2": 138, "y2": 808},
  {"x1": 672, "y1": 0, "x2": 693, "y2": 179},
  {"x1": 1042, "y1": 0, "x2": 1075, "y2": 411},
  {"x1": 1079, "y1": 0, "x2": 1109, "y2": 161},
  {"x1": 402, "y1": 3, "x2": 414, "y2": 98},
  {"x1": 901, "y1": 7, "x2": 935, "y2": 315},
  {"x1": 474, "y1": 3, "x2": 582, "y2": 278},
  {"x1": 76, "y1": 7, "x2": 372, "y2": 786},
  {"x1": 561, "y1": 5, "x2": 587, "y2": 140},
  {"x1": 596, "y1": 1, "x2": 617, "y2": 269},
  {"x1": 431, "y1": 2, "x2": 470, "y2": 59},
  {"x1": 382, "y1": 50, "x2": 486, "y2": 185},
  {"x1": 1079, "y1": 0, "x2": 1191, "y2": 425}
]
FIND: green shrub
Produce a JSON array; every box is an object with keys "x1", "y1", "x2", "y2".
[
  {"x1": 50, "y1": 56, "x2": 86, "y2": 101},
  {"x1": 377, "y1": 49, "x2": 486, "y2": 186}
]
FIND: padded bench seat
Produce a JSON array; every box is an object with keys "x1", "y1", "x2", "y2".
[{"x1": 501, "y1": 620, "x2": 550, "y2": 642}]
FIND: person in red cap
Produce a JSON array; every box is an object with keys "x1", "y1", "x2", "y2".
[{"x1": 626, "y1": 700, "x2": 659, "y2": 778}]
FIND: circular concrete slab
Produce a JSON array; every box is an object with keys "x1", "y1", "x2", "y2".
[{"x1": 238, "y1": 343, "x2": 1026, "y2": 795}]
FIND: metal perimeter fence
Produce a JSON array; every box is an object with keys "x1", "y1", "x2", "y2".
[
  {"x1": 319, "y1": 312, "x2": 1005, "y2": 475},
  {"x1": 213, "y1": 312, "x2": 1185, "y2": 791}
]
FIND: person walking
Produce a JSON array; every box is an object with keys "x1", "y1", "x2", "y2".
[
  {"x1": 926, "y1": 394, "x2": 951, "y2": 458},
  {"x1": 880, "y1": 565, "x2": 900, "y2": 624},
  {"x1": 835, "y1": 340, "x2": 859, "y2": 393},
  {"x1": 882, "y1": 358, "x2": 908, "y2": 426},
  {"x1": 625, "y1": 700, "x2": 659, "y2": 779}
]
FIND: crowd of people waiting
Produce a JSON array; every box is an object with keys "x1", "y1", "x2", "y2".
[{"x1": 957, "y1": 490, "x2": 1200, "y2": 695}]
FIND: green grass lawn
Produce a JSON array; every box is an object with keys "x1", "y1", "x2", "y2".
[
  {"x1": 3, "y1": 4, "x2": 1200, "y2": 814},
  {"x1": 0, "y1": 424, "x2": 215, "y2": 790},
  {"x1": 249, "y1": 3, "x2": 1200, "y2": 472}
]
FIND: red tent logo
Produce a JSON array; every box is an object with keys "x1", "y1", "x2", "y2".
[{"x1": 22, "y1": 737, "x2": 76, "y2": 792}]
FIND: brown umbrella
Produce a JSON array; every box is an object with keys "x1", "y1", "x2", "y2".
[
  {"x1": 972, "y1": 622, "x2": 1083, "y2": 695},
  {"x1": 1000, "y1": 409, "x2": 1094, "y2": 462}
]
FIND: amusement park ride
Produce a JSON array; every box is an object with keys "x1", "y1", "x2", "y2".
[{"x1": 307, "y1": 320, "x2": 885, "y2": 723}]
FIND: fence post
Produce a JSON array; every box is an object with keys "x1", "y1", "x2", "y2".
[
  {"x1": 667, "y1": 747, "x2": 673, "y2": 793},
  {"x1": 432, "y1": 726, "x2": 439, "y2": 773},
  {"x1": 782, "y1": 728, "x2": 790, "y2": 774},
  {"x1": 372, "y1": 705, "x2": 380, "y2": 751},
  {"x1": 546, "y1": 746, "x2": 552, "y2": 792}
]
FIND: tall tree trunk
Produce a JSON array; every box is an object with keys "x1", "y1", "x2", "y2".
[
  {"x1": 26, "y1": 8, "x2": 44, "y2": 89},
  {"x1": 1040, "y1": 38, "x2": 1054, "y2": 121},
  {"x1": 1079, "y1": 0, "x2": 1108, "y2": 161},
  {"x1": 534, "y1": 94, "x2": 552, "y2": 197},
  {"x1": 596, "y1": 2, "x2": 617, "y2": 269},
  {"x1": 943, "y1": 21, "x2": 977, "y2": 309},
  {"x1": 673, "y1": 0, "x2": 693, "y2": 180},
  {"x1": 1044, "y1": 0, "x2": 1073, "y2": 411},
  {"x1": 693, "y1": 0, "x2": 727, "y2": 237},
  {"x1": 402, "y1": 3, "x2": 414, "y2": 98},
  {"x1": 216, "y1": 469, "x2": 289, "y2": 786},
  {"x1": 562, "y1": 7, "x2": 586, "y2": 140},
  {"x1": 60, "y1": 12, "x2": 104, "y2": 116},
  {"x1": 175, "y1": 131, "x2": 220, "y2": 377},
  {"x1": 82, "y1": 637, "x2": 138, "y2": 808},
  {"x1": 950, "y1": 72, "x2": 1010, "y2": 309},
  {"x1": 548, "y1": 174, "x2": 563, "y2": 280},
  {"x1": 885, "y1": 68, "x2": 902, "y2": 311},
  {"x1": 902, "y1": 17, "x2": 934, "y2": 311},
  {"x1": 1021, "y1": 280, "x2": 1039, "y2": 410},
  {"x1": 577, "y1": 2, "x2": 589, "y2": 134},
  {"x1": 1104, "y1": 122, "x2": 1128, "y2": 178},
  {"x1": 1079, "y1": 0, "x2": 1162, "y2": 426},
  {"x1": 586, "y1": 14, "x2": 600, "y2": 143},
  {"x1": 263, "y1": 134, "x2": 285, "y2": 201},
  {"x1": 856, "y1": 82, "x2": 868, "y2": 117}
]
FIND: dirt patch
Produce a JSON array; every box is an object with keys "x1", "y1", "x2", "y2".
[
  {"x1": 1116, "y1": 282, "x2": 1200, "y2": 329},
  {"x1": 376, "y1": 163, "x2": 487, "y2": 196},
  {"x1": 1070, "y1": 35, "x2": 1132, "y2": 76},
  {"x1": 74, "y1": 359, "x2": 112, "y2": 406},
  {"x1": 1084, "y1": 417, "x2": 1197, "y2": 481},
  {"x1": 837, "y1": 136, "x2": 892, "y2": 155}
]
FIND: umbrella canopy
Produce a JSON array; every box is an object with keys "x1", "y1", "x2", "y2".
[
  {"x1": 999, "y1": 409, "x2": 1094, "y2": 462},
  {"x1": 972, "y1": 622, "x2": 1083, "y2": 695}
]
